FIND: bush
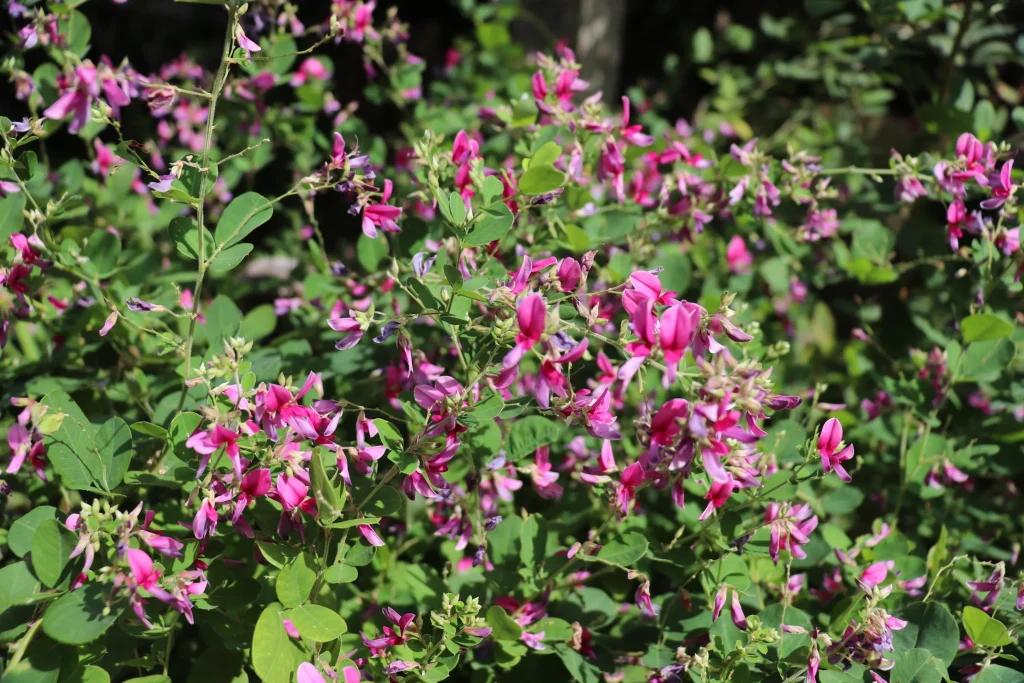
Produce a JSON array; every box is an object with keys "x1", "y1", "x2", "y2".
[{"x1": 1, "y1": 1, "x2": 1022, "y2": 682}]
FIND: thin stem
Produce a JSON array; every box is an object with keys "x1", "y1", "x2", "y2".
[
  {"x1": 941, "y1": 2, "x2": 973, "y2": 104},
  {"x1": 174, "y1": 5, "x2": 237, "y2": 414}
]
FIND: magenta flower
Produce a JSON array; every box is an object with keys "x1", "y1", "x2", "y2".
[
  {"x1": 361, "y1": 179, "x2": 402, "y2": 237},
  {"x1": 659, "y1": 303, "x2": 698, "y2": 386},
  {"x1": 619, "y1": 97, "x2": 654, "y2": 147},
  {"x1": 650, "y1": 398, "x2": 689, "y2": 446},
  {"x1": 503, "y1": 294, "x2": 546, "y2": 368},
  {"x1": 191, "y1": 498, "x2": 219, "y2": 540},
  {"x1": 765, "y1": 502, "x2": 818, "y2": 564},
  {"x1": 329, "y1": 312, "x2": 368, "y2": 350},
  {"x1": 556, "y1": 257, "x2": 582, "y2": 292},
  {"x1": 698, "y1": 477, "x2": 735, "y2": 520},
  {"x1": 981, "y1": 159, "x2": 1015, "y2": 209},
  {"x1": 186, "y1": 424, "x2": 242, "y2": 479},
  {"x1": 451, "y1": 129, "x2": 479, "y2": 164},
  {"x1": 44, "y1": 64, "x2": 130, "y2": 134},
  {"x1": 817, "y1": 418, "x2": 854, "y2": 483}
]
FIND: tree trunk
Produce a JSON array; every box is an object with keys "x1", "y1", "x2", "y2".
[{"x1": 513, "y1": 0, "x2": 626, "y2": 103}]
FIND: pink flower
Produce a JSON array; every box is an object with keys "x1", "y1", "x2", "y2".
[
  {"x1": 659, "y1": 304, "x2": 698, "y2": 386},
  {"x1": 358, "y1": 524, "x2": 385, "y2": 547},
  {"x1": 296, "y1": 663, "x2": 325, "y2": 683},
  {"x1": 235, "y1": 25, "x2": 262, "y2": 57},
  {"x1": 817, "y1": 418, "x2": 854, "y2": 483},
  {"x1": 503, "y1": 294, "x2": 546, "y2": 368},
  {"x1": 730, "y1": 590, "x2": 748, "y2": 630},
  {"x1": 361, "y1": 179, "x2": 402, "y2": 237},
  {"x1": 860, "y1": 561, "x2": 894, "y2": 589},
  {"x1": 947, "y1": 199, "x2": 968, "y2": 251},
  {"x1": 349, "y1": 1, "x2": 378, "y2": 43},
  {"x1": 726, "y1": 235, "x2": 753, "y2": 273},
  {"x1": 712, "y1": 585, "x2": 727, "y2": 620},
  {"x1": 99, "y1": 311, "x2": 118, "y2": 337}
]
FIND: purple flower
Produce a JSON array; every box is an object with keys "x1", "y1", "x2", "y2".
[
  {"x1": 148, "y1": 175, "x2": 174, "y2": 193},
  {"x1": 521, "y1": 631, "x2": 546, "y2": 651},
  {"x1": 126, "y1": 297, "x2": 164, "y2": 313}
]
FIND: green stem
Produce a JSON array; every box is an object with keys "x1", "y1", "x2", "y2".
[{"x1": 174, "y1": 5, "x2": 237, "y2": 414}]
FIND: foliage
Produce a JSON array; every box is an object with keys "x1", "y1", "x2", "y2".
[{"x1": 1, "y1": 1, "x2": 1023, "y2": 682}]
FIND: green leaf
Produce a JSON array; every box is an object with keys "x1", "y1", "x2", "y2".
[
  {"x1": 373, "y1": 419, "x2": 405, "y2": 452},
  {"x1": 324, "y1": 564, "x2": 358, "y2": 584},
  {"x1": 963, "y1": 606, "x2": 1013, "y2": 647},
  {"x1": 486, "y1": 606, "x2": 523, "y2": 641},
  {"x1": 518, "y1": 164, "x2": 564, "y2": 195},
  {"x1": 204, "y1": 295, "x2": 243, "y2": 345},
  {"x1": 357, "y1": 232, "x2": 389, "y2": 271},
  {"x1": 892, "y1": 602, "x2": 960, "y2": 666},
  {"x1": 975, "y1": 666, "x2": 1024, "y2": 683},
  {"x1": 482, "y1": 176, "x2": 504, "y2": 204},
  {"x1": 251, "y1": 604, "x2": 306, "y2": 683},
  {"x1": 30, "y1": 518, "x2": 77, "y2": 587},
  {"x1": 1, "y1": 634, "x2": 66, "y2": 683},
  {"x1": 82, "y1": 230, "x2": 121, "y2": 278},
  {"x1": 213, "y1": 192, "x2": 272, "y2": 248},
  {"x1": 692, "y1": 27, "x2": 714, "y2": 63},
  {"x1": 352, "y1": 481, "x2": 403, "y2": 517},
  {"x1": 66, "y1": 666, "x2": 112, "y2": 683},
  {"x1": 9, "y1": 507, "x2": 58, "y2": 558},
  {"x1": 0, "y1": 192, "x2": 26, "y2": 240},
  {"x1": 239, "y1": 304, "x2": 277, "y2": 342},
  {"x1": 506, "y1": 416, "x2": 560, "y2": 461},
  {"x1": 42, "y1": 584, "x2": 123, "y2": 644},
  {"x1": 283, "y1": 604, "x2": 347, "y2": 642},
  {"x1": 95, "y1": 417, "x2": 132, "y2": 491},
  {"x1": 310, "y1": 447, "x2": 343, "y2": 523},
  {"x1": 169, "y1": 217, "x2": 208, "y2": 261},
  {"x1": 256, "y1": 541, "x2": 298, "y2": 570},
  {"x1": 444, "y1": 264, "x2": 464, "y2": 291},
  {"x1": 465, "y1": 204, "x2": 515, "y2": 246},
  {"x1": 186, "y1": 649, "x2": 247, "y2": 683},
  {"x1": 448, "y1": 191, "x2": 467, "y2": 226},
  {"x1": 275, "y1": 552, "x2": 316, "y2": 608},
  {"x1": 520, "y1": 514, "x2": 547, "y2": 570},
  {"x1": 40, "y1": 391, "x2": 110, "y2": 491},
  {"x1": 472, "y1": 393, "x2": 505, "y2": 420},
  {"x1": 593, "y1": 532, "x2": 648, "y2": 567},
  {"x1": 328, "y1": 517, "x2": 382, "y2": 530},
  {"x1": 208, "y1": 243, "x2": 254, "y2": 274},
  {"x1": 530, "y1": 142, "x2": 562, "y2": 168},
  {"x1": 130, "y1": 422, "x2": 168, "y2": 439},
  {"x1": 961, "y1": 314, "x2": 1013, "y2": 343},
  {"x1": 890, "y1": 648, "x2": 946, "y2": 683}
]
